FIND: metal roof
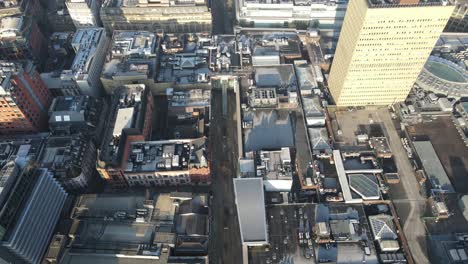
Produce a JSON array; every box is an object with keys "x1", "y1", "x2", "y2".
[
  {"x1": 413, "y1": 141, "x2": 455, "y2": 193},
  {"x1": 348, "y1": 174, "x2": 380, "y2": 200},
  {"x1": 233, "y1": 178, "x2": 268, "y2": 244},
  {"x1": 369, "y1": 214, "x2": 397, "y2": 241},
  {"x1": 308, "y1": 128, "x2": 331, "y2": 151}
]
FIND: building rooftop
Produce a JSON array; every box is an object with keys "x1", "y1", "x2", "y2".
[
  {"x1": 0, "y1": 0, "x2": 20, "y2": 8},
  {"x1": 369, "y1": 137, "x2": 392, "y2": 157},
  {"x1": 243, "y1": 0, "x2": 346, "y2": 5},
  {"x1": 368, "y1": 214, "x2": 397, "y2": 241},
  {"x1": 102, "y1": 31, "x2": 157, "y2": 81},
  {"x1": 308, "y1": 127, "x2": 331, "y2": 151},
  {"x1": 167, "y1": 89, "x2": 211, "y2": 108},
  {"x1": 39, "y1": 135, "x2": 91, "y2": 181},
  {"x1": 61, "y1": 28, "x2": 105, "y2": 80},
  {"x1": 0, "y1": 60, "x2": 35, "y2": 95},
  {"x1": 45, "y1": 32, "x2": 75, "y2": 72},
  {"x1": 234, "y1": 178, "x2": 268, "y2": 244},
  {"x1": 66, "y1": 191, "x2": 209, "y2": 261},
  {"x1": 238, "y1": 31, "x2": 302, "y2": 60},
  {"x1": 333, "y1": 150, "x2": 361, "y2": 203},
  {"x1": 72, "y1": 193, "x2": 150, "y2": 220},
  {"x1": 102, "y1": 0, "x2": 207, "y2": 7},
  {"x1": 254, "y1": 65, "x2": 297, "y2": 93},
  {"x1": 413, "y1": 140, "x2": 455, "y2": 192},
  {"x1": 244, "y1": 147, "x2": 293, "y2": 181},
  {"x1": 367, "y1": 0, "x2": 449, "y2": 8},
  {"x1": 243, "y1": 109, "x2": 294, "y2": 152},
  {"x1": 294, "y1": 61, "x2": 318, "y2": 91},
  {"x1": 348, "y1": 174, "x2": 380, "y2": 200},
  {"x1": 48, "y1": 96, "x2": 103, "y2": 131},
  {"x1": 0, "y1": 136, "x2": 45, "y2": 206},
  {"x1": 111, "y1": 31, "x2": 157, "y2": 58},
  {"x1": 0, "y1": 15, "x2": 22, "y2": 38},
  {"x1": 157, "y1": 34, "x2": 214, "y2": 84},
  {"x1": 99, "y1": 84, "x2": 152, "y2": 168},
  {"x1": 302, "y1": 95, "x2": 324, "y2": 118},
  {"x1": 125, "y1": 138, "x2": 208, "y2": 173},
  {"x1": 416, "y1": 56, "x2": 468, "y2": 99}
]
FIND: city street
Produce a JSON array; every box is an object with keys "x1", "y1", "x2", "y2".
[
  {"x1": 377, "y1": 109, "x2": 429, "y2": 264},
  {"x1": 211, "y1": 0, "x2": 235, "y2": 34},
  {"x1": 209, "y1": 88, "x2": 242, "y2": 264}
]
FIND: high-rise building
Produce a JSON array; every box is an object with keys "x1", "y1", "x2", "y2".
[
  {"x1": 0, "y1": 61, "x2": 52, "y2": 134},
  {"x1": 59, "y1": 28, "x2": 109, "y2": 97},
  {"x1": 445, "y1": 0, "x2": 468, "y2": 32},
  {"x1": 100, "y1": 0, "x2": 212, "y2": 33},
  {"x1": 328, "y1": 0, "x2": 454, "y2": 106},
  {"x1": 0, "y1": 168, "x2": 67, "y2": 264},
  {"x1": 65, "y1": 0, "x2": 101, "y2": 28},
  {"x1": 0, "y1": 139, "x2": 67, "y2": 264}
]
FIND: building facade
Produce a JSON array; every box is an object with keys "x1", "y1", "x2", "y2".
[
  {"x1": 1, "y1": 169, "x2": 67, "y2": 264},
  {"x1": 236, "y1": 0, "x2": 347, "y2": 34},
  {"x1": 328, "y1": 0, "x2": 454, "y2": 106},
  {"x1": 123, "y1": 138, "x2": 210, "y2": 187},
  {"x1": 100, "y1": 0, "x2": 212, "y2": 33},
  {"x1": 445, "y1": 0, "x2": 468, "y2": 32},
  {"x1": 65, "y1": 0, "x2": 101, "y2": 28},
  {"x1": 59, "y1": 27, "x2": 109, "y2": 97},
  {"x1": 0, "y1": 61, "x2": 52, "y2": 134}
]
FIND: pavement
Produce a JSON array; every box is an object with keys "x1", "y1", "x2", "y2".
[
  {"x1": 209, "y1": 89, "x2": 242, "y2": 264},
  {"x1": 376, "y1": 108, "x2": 428, "y2": 264}
]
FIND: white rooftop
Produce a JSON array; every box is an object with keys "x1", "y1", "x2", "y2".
[{"x1": 113, "y1": 107, "x2": 134, "y2": 136}]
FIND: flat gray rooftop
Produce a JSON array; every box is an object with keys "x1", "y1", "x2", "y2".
[
  {"x1": 61, "y1": 254, "x2": 164, "y2": 264},
  {"x1": 413, "y1": 141, "x2": 455, "y2": 193},
  {"x1": 234, "y1": 178, "x2": 268, "y2": 244},
  {"x1": 243, "y1": 109, "x2": 294, "y2": 152},
  {"x1": 76, "y1": 222, "x2": 154, "y2": 244},
  {"x1": 73, "y1": 193, "x2": 146, "y2": 218}
]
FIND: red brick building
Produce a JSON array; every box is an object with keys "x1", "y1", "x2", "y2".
[
  {"x1": 0, "y1": 61, "x2": 52, "y2": 134},
  {"x1": 97, "y1": 84, "x2": 154, "y2": 189}
]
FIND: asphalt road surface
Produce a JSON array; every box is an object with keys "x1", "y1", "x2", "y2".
[
  {"x1": 211, "y1": 0, "x2": 235, "y2": 34},
  {"x1": 209, "y1": 88, "x2": 242, "y2": 264},
  {"x1": 377, "y1": 109, "x2": 428, "y2": 264}
]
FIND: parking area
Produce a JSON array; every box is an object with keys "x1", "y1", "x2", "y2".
[{"x1": 250, "y1": 204, "x2": 317, "y2": 264}]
